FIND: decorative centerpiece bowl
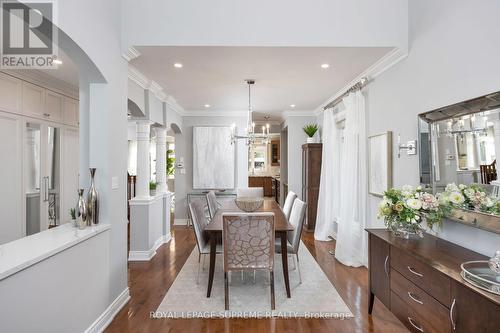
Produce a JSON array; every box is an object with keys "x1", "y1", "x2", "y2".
[{"x1": 235, "y1": 197, "x2": 264, "y2": 212}]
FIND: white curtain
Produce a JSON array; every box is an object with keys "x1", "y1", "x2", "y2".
[
  {"x1": 314, "y1": 106, "x2": 340, "y2": 240},
  {"x1": 334, "y1": 91, "x2": 368, "y2": 267}
]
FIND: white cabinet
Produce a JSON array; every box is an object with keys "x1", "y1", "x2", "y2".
[
  {"x1": 0, "y1": 72, "x2": 22, "y2": 114},
  {"x1": 0, "y1": 112, "x2": 23, "y2": 244},
  {"x1": 22, "y1": 82, "x2": 46, "y2": 119},
  {"x1": 63, "y1": 97, "x2": 79, "y2": 127},
  {"x1": 45, "y1": 90, "x2": 64, "y2": 123}
]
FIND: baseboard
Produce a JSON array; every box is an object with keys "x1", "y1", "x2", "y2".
[
  {"x1": 174, "y1": 218, "x2": 189, "y2": 226},
  {"x1": 128, "y1": 234, "x2": 166, "y2": 261},
  {"x1": 85, "y1": 287, "x2": 130, "y2": 333},
  {"x1": 162, "y1": 233, "x2": 172, "y2": 244}
]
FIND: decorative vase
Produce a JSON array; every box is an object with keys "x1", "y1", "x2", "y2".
[
  {"x1": 71, "y1": 218, "x2": 77, "y2": 227},
  {"x1": 77, "y1": 189, "x2": 88, "y2": 230},
  {"x1": 87, "y1": 168, "x2": 99, "y2": 225},
  {"x1": 388, "y1": 220, "x2": 424, "y2": 239},
  {"x1": 306, "y1": 137, "x2": 315, "y2": 143}
]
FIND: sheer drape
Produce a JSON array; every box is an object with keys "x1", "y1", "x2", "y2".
[{"x1": 334, "y1": 91, "x2": 368, "y2": 267}]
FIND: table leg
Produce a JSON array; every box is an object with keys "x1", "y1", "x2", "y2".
[
  {"x1": 207, "y1": 232, "x2": 217, "y2": 297},
  {"x1": 280, "y1": 231, "x2": 291, "y2": 298}
]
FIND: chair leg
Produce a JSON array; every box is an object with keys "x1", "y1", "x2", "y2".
[
  {"x1": 224, "y1": 272, "x2": 229, "y2": 310},
  {"x1": 253, "y1": 270, "x2": 256, "y2": 284},
  {"x1": 241, "y1": 270, "x2": 244, "y2": 282},
  {"x1": 291, "y1": 254, "x2": 296, "y2": 271},
  {"x1": 202, "y1": 253, "x2": 206, "y2": 271},
  {"x1": 270, "y1": 271, "x2": 275, "y2": 310},
  {"x1": 296, "y1": 253, "x2": 302, "y2": 284},
  {"x1": 196, "y1": 254, "x2": 201, "y2": 284}
]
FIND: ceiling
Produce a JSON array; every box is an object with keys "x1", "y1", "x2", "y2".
[{"x1": 131, "y1": 46, "x2": 392, "y2": 119}]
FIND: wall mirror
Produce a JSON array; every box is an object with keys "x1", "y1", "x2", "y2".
[{"x1": 418, "y1": 91, "x2": 500, "y2": 234}]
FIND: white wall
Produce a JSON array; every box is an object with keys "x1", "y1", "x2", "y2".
[
  {"x1": 366, "y1": 0, "x2": 500, "y2": 256},
  {"x1": 174, "y1": 115, "x2": 248, "y2": 219}
]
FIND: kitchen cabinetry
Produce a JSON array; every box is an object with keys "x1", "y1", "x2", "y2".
[{"x1": 249, "y1": 176, "x2": 274, "y2": 196}]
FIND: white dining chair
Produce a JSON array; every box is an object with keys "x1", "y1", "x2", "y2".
[
  {"x1": 237, "y1": 187, "x2": 264, "y2": 198},
  {"x1": 275, "y1": 198, "x2": 307, "y2": 283},
  {"x1": 282, "y1": 191, "x2": 297, "y2": 220},
  {"x1": 205, "y1": 190, "x2": 219, "y2": 220}
]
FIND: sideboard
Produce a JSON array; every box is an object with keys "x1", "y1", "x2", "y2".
[{"x1": 367, "y1": 229, "x2": 500, "y2": 333}]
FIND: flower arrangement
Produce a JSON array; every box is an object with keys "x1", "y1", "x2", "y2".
[
  {"x1": 378, "y1": 185, "x2": 450, "y2": 238},
  {"x1": 438, "y1": 183, "x2": 500, "y2": 215}
]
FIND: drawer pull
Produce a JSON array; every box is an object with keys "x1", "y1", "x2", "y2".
[
  {"x1": 407, "y1": 291, "x2": 423, "y2": 305},
  {"x1": 408, "y1": 317, "x2": 424, "y2": 332},
  {"x1": 384, "y1": 255, "x2": 389, "y2": 277},
  {"x1": 450, "y1": 298, "x2": 456, "y2": 331},
  {"x1": 407, "y1": 266, "x2": 423, "y2": 277}
]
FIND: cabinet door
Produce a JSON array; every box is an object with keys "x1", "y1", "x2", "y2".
[
  {"x1": 45, "y1": 91, "x2": 64, "y2": 123},
  {"x1": 22, "y1": 82, "x2": 46, "y2": 119},
  {"x1": 369, "y1": 233, "x2": 391, "y2": 310},
  {"x1": 264, "y1": 177, "x2": 273, "y2": 196},
  {"x1": 451, "y1": 281, "x2": 500, "y2": 333},
  {"x1": 0, "y1": 112, "x2": 23, "y2": 244},
  {"x1": 63, "y1": 97, "x2": 78, "y2": 126},
  {"x1": 0, "y1": 72, "x2": 22, "y2": 114}
]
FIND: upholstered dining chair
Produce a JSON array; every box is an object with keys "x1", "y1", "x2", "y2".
[
  {"x1": 282, "y1": 191, "x2": 297, "y2": 221},
  {"x1": 205, "y1": 190, "x2": 219, "y2": 220},
  {"x1": 236, "y1": 187, "x2": 264, "y2": 198},
  {"x1": 188, "y1": 201, "x2": 222, "y2": 284},
  {"x1": 222, "y1": 212, "x2": 275, "y2": 310},
  {"x1": 275, "y1": 198, "x2": 307, "y2": 284}
]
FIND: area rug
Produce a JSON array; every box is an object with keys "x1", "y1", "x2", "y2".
[{"x1": 154, "y1": 242, "x2": 353, "y2": 319}]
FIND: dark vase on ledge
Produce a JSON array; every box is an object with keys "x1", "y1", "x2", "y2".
[{"x1": 87, "y1": 168, "x2": 99, "y2": 225}]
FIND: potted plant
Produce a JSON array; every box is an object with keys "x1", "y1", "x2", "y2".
[
  {"x1": 149, "y1": 181, "x2": 157, "y2": 196},
  {"x1": 167, "y1": 149, "x2": 175, "y2": 177},
  {"x1": 303, "y1": 124, "x2": 319, "y2": 143},
  {"x1": 69, "y1": 208, "x2": 77, "y2": 227},
  {"x1": 377, "y1": 185, "x2": 450, "y2": 238}
]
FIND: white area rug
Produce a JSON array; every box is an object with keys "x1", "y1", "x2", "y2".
[{"x1": 155, "y1": 242, "x2": 353, "y2": 319}]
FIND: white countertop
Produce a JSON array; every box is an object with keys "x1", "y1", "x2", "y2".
[{"x1": 0, "y1": 223, "x2": 110, "y2": 281}]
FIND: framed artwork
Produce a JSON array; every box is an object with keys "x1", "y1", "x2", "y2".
[{"x1": 368, "y1": 131, "x2": 392, "y2": 197}]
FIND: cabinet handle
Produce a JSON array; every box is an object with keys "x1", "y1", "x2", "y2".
[
  {"x1": 43, "y1": 113, "x2": 50, "y2": 117},
  {"x1": 407, "y1": 266, "x2": 423, "y2": 277},
  {"x1": 407, "y1": 291, "x2": 423, "y2": 305},
  {"x1": 408, "y1": 317, "x2": 424, "y2": 332},
  {"x1": 450, "y1": 298, "x2": 456, "y2": 331},
  {"x1": 384, "y1": 255, "x2": 389, "y2": 276}
]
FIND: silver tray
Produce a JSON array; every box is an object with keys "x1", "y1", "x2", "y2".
[{"x1": 460, "y1": 261, "x2": 500, "y2": 296}]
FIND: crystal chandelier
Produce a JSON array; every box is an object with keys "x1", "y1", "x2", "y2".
[{"x1": 230, "y1": 80, "x2": 270, "y2": 145}]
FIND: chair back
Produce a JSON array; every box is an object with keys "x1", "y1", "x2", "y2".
[
  {"x1": 237, "y1": 187, "x2": 264, "y2": 198},
  {"x1": 222, "y1": 212, "x2": 274, "y2": 272},
  {"x1": 206, "y1": 191, "x2": 218, "y2": 219},
  {"x1": 480, "y1": 159, "x2": 497, "y2": 184},
  {"x1": 188, "y1": 201, "x2": 209, "y2": 253},
  {"x1": 282, "y1": 191, "x2": 297, "y2": 220},
  {"x1": 287, "y1": 198, "x2": 307, "y2": 253}
]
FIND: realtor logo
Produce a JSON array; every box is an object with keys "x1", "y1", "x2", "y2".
[{"x1": 1, "y1": 0, "x2": 58, "y2": 68}]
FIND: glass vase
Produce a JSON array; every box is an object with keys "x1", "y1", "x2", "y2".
[
  {"x1": 77, "y1": 189, "x2": 87, "y2": 230},
  {"x1": 87, "y1": 168, "x2": 99, "y2": 225},
  {"x1": 388, "y1": 220, "x2": 424, "y2": 239}
]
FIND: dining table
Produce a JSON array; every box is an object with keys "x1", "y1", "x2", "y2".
[{"x1": 204, "y1": 199, "x2": 295, "y2": 298}]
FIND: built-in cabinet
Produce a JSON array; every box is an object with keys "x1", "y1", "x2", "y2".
[
  {"x1": 0, "y1": 72, "x2": 79, "y2": 245},
  {"x1": 367, "y1": 229, "x2": 500, "y2": 333},
  {"x1": 302, "y1": 143, "x2": 322, "y2": 232},
  {"x1": 249, "y1": 176, "x2": 274, "y2": 196}
]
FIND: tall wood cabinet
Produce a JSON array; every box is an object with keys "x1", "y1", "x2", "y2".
[{"x1": 302, "y1": 143, "x2": 322, "y2": 232}]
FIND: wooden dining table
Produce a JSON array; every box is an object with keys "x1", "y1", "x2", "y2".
[{"x1": 205, "y1": 199, "x2": 295, "y2": 298}]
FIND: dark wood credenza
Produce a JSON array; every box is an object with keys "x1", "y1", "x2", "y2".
[
  {"x1": 367, "y1": 229, "x2": 500, "y2": 333},
  {"x1": 302, "y1": 143, "x2": 322, "y2": 232}
]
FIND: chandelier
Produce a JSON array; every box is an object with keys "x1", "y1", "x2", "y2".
[{"x1": 230, "y1": 80, "x2": 270, "y2": 145}]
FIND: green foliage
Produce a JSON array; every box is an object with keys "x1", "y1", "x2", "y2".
[
  {"x1": 149, "y1": 181, "x2": 157, "y2": 190},
  {"x1": 167, "y1": 149, "x2": 175, "y2": 176},
  {"x1": 302, "y1": 124, "x2": 319, "y2": 138},
  {"x1": 69, "y1": 208, "x2": 76, "y2": 220}
]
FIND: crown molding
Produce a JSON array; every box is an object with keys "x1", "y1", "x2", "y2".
[
  {"x1": 128, "y1": 65, "x2": 149, "y2": 89},
  {"x1": 281, "y1": 110, "x2": 316, "y2": 118},
  {"x1": 182, "y1": 110, "x2": 248, "y2": 117},
  {"x1": 165, "y1": 96, "x2": 186, "y2": 116},
  {"x1": 315, "y1": 47, "x2": 408, "y2": 113},
  {"x1": 122, "y1": 46, "x2": 141, "y2": 62}
]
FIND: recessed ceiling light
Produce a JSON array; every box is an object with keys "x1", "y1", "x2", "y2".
[
  {"x1": 290, "y1": 104, "x2": 296, "y2": 108},
  {"x1": 204, "y1": 104, "x2": 211, "y2": 108},
  {"x1": 321, "y1": 63, "x2": 330, "y2": 69},
  {"x1": 53, "y1": 59, "x2": 62, "y2": 65},
  {"x1": 174, "y1": 63, "x2": 183, "y2": 68}
]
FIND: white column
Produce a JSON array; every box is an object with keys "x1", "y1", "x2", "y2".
[
  {"x1": 156, "y1": 127, "x2": 168, "y2": 193},
  {"x1": 135, "y1": 120, "x2": 152, "y2": 199},
  {"x1": 493, "y1": 120, "x2": 500, "y2": 180}
]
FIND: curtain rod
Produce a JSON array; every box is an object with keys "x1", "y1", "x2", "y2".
[{"x1": 322, "y1": 77, "x2": 369, "y2": 110}]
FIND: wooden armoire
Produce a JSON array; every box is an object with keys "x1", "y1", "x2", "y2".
[{"x1": 302, "y1": 143, "x2": 322, "y2": 232}]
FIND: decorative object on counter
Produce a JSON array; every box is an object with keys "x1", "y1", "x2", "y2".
[
  {"x1": 489, "y1": 251, "x2": 500, "y2": 274},
  {"x1": 438, "y1": 183, "x2": 500, "y2": 216},
  {"x1": 460, "y1": 261, "x2": 500, "y2": 295},
  {"x1": 87, "y1": 168, "x2": 99, "y2": 225},
  {"x1": 234, "y1": 197, "x2": 264, "y2": 212},
  {"x1": 76, "y1": 189, "x2": 88, "y2": 230},
  {"x1": 377, "y1": 185, "x2": 450, "y2": 238},
  {"x1": 302, "y1": 124, "x2": 319, "y2": 143},
  {"x1": 69, "y1": 208, "x2": 77, "y2": 227},
  {"x1": 149, "y1": 181, "x2": 157, "y2": 196}
]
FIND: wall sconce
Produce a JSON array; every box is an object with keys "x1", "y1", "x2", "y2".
[
  {"x1": 397, "y1": 134, "x2": 417, "y2": 158},
  {"x1": 176, "y1": 157, "x2": 186, "y2": 174}
]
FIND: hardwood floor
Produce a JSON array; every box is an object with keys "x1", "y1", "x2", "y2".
[{"x1": 106, "y1": 227, "x2": 408, "y2": 333}]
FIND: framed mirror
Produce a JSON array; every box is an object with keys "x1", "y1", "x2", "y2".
[{"x1": 418, "y1": 91, "x2": 500, "y2": 234}]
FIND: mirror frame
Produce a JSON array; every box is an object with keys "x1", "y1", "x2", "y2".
[{"x1": 418, "y1": 90, "x2": 500, "y2": 235}]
